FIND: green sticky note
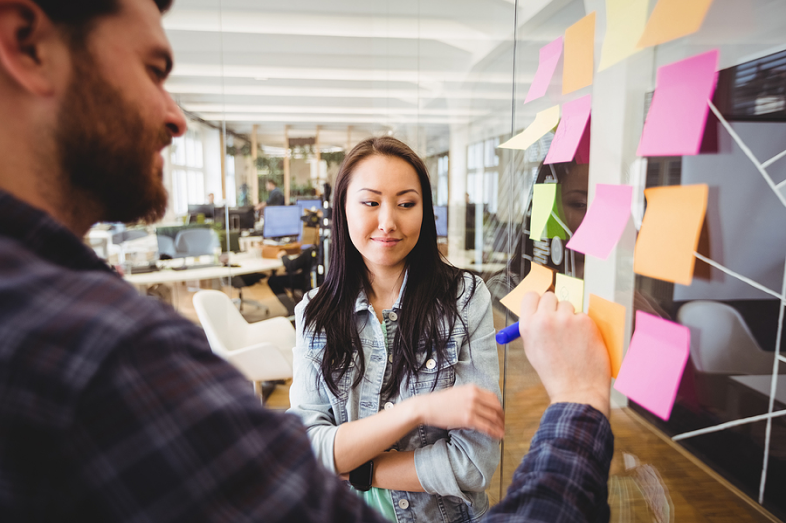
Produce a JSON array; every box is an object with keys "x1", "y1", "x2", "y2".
[{"x1": 530, "y1": 184, "x2": 568, "y2": 241}]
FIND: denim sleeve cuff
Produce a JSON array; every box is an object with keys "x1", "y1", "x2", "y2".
[{"x1": 414, "y1": 439, "x2": 472, "y2": 504}]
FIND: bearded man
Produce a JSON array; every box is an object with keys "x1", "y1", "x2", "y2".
[{"x1": 0, "y1": 1, "x2": 613, "y2": 521}]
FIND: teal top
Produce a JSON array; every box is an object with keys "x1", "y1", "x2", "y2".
[{"x1": 354, "y1": 320, "x2": 396, "y2": 522}]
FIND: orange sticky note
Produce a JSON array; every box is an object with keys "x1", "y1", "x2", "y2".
[
  {"x1": 563, "y1": 12, "x2": 596, "y2": 95},
  {"x1": 588, "y1": 294, "x2": 626, "y2": 379},
  {"x1": 634, "y1": 185, "x2": 708, "y2": 286},
  {"x1": 500, "y1": 263, "x2": 554, "y2": 315},
  {"x1": 637, "y1": 0, "x2": 714, "y2": 48}
]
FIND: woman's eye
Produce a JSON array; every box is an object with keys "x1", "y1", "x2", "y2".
[
  {"x1": 361, "y1": 201, "x2": 379, "y2": 207},
  {"x1": 399, "y1": 202, "x2": 416, "y2": 208}
]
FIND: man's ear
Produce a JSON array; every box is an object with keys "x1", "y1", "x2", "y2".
[{"x1": 0, "y1": 0, "x2": 62, "y2": 96}]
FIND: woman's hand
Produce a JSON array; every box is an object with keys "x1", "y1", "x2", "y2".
[{"x1": 408, "y1": 384, "x2": 505, "y2": 440}]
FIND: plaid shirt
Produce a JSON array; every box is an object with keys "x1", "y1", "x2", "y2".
[{"x1": 0, "y1": 190, "x2": 612, "y2": 522}]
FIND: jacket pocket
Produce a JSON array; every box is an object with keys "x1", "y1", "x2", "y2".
[{"x1": 409, "y1": 340, "x2": 459, "y2": 394}]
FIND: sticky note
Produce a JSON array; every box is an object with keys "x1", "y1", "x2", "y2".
[
  {"x1": 637, "y1": 50, "x2": 719, "y2": 157},
  {"x1": 598, "y1": 0, "x2": 649, "y2": 71},
  {"x1": 634, "y1": 184, "x2": 708, "y2": 286},
  {"x1": 637, "y1": 0, "x2": 714, "y2": 49},
  {"x1": 500, "y1": 263, "x2": 554, "y2": 314},
  {"x1": 555, "y1": 273, "x2": 584, "y2": 313},
  {"x1": 587, "y1": 294, "x2": 626, "y2": 378},
  {"x1": 524, "y1": 37, "x2": 563, "y2": 104},
  {"x1": 530, "y1": 184, "x2": 568, "y2": 241},
  {"x1": 545, "y1": 94, "x2": 592, "y2": 164},
  {"x1": 614, "y1": 311, "x2": 690, "y2": 420},
  {"x1": 563, "y1": 12, "x2": 596, "y2": 95},
  {"x1": 499, "y1": 106, "x2": 560, "y2": 151},
  {"x1": 567, "y1": 184, "x2": 633, "y2": 260}
]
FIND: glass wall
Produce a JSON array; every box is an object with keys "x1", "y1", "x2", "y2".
[{"x1": 162, "y1": 0, "x2": 786, "y2": 518}]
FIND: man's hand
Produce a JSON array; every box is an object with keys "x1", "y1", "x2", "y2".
[{"x1": 518, "y1": 292, "x2": 611, "y2": 418}]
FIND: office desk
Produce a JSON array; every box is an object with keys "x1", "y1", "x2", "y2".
[{"x1": 124, "y1": 254, "x2": 283, "y2": 286}]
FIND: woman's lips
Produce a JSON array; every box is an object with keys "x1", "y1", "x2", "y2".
[{"x1": 372, "y1": 237, "x2": 401, "y2": 246}]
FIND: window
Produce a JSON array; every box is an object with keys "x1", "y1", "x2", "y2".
[{"x1": 170, "y1": 127, "x2": 206, "y2": 215}]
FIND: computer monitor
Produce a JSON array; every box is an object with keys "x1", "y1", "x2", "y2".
[
  {"x1": 264, "y1": 205, "x2": 302, "y2": 240},
  {"x1": 214, "y1": 207, "x2": 255, "y2": 230},
  {"x1": 434, "y1": 206, "x2": 448, "y2": 237},
  {"x1": 297, "y1": 199, "x2": 322, "y2": 215},
  {"x1": 187, "y1": 203, "x2": 215, "y2": 221}
]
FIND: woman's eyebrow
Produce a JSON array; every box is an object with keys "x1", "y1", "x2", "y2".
[{"x1": 357, "y1": 188, "x2": 420, "y2": 196}]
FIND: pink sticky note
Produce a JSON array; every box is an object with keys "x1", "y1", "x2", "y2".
[
  {"x1": 614, "y1": 311, "x2": 690, "y2": 420},
  {"x1": 637, "y1": 49, "x2": 719, "y2": 156},
  {"x1": 566, "y1": 184, "x2": 632, "y2": 259},
  {"x1": 524, "y1": 37, "x2": 563, "y2": 104},
  {"x1": 545, "y1": 94, "x2": 592, "y2": 164}
]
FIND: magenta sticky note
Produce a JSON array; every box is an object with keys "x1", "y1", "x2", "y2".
[
  {"x1": 566, "y1": 184, "x2": 632, "y2": 259},
  {"x1": 614, "y1": 311, "x2": 690, "y2": 420},
  {"x1": 524, "y1": 37, "x2": 563, "y2": 104},
  {"x1": 637, "y1": 49, "x2": 719, "y2": 157},
  {"x1": 545, "y1": 94, "x2": 592, "y2": 164}
]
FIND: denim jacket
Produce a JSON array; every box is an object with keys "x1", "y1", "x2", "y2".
[{"x1": 288, "y1": 272, "x2": 501, "y2": 523}]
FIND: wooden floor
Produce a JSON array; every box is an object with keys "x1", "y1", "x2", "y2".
[{"x1": 174, "y1": 280, "x2": 779, "y2": 522}]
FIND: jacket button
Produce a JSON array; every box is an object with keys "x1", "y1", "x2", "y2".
[
  {"x1": 388, "y1": 354, "x2": 393, "y2": 363},
  {"x1": 388, "y1": 311, "x2": 398, "y2": 321},
  {"x1": 384, "y1": 402, "x2": 395, "y2": 410},
  {"x1": 426, "y1": 358, "x2": 436, "y2": 370},
  {"x1": 398, "y1": 499, "x2": 409, "y2": 509}
]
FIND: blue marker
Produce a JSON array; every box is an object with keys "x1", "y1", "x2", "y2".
[{"x1": 496, "y1": 322, "x2": 521, "y2": 345}]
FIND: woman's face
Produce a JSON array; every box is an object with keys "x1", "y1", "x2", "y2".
[
  {"x1": 560, "y1": 163, "x2": 589, "y2": 233},
  {"x1": 344, "y1": 154, "x2": 423, "y2": 276}
]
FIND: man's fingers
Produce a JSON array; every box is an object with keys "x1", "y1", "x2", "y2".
[
  {"x1": 519, "y1": 291, "x2": 540, "y2": 323},
  {"x1": 537, "y1": 291, "x2": 558, "y2": 313},
  {"x1": 557, "y1": 299, "x2": 575, "y2": 315}
]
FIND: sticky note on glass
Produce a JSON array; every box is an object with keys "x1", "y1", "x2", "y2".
[
  {"x1": 567, "y1": 184, "x2": 632, "y2": 260},
  {"x1": 637, "y1": 0, "x2": 714, "y2": 49},
  {"x1": 524, "y1": 37, "x2": 563, "y2": 104},
  {"x1": 634, "y1": 184, "x2": 708, "y2": 286},
  {"x1": 499, "y1": 106, "x2": 560, "y2": 151},
  {"x1": 598, "y1": 0, "x2": 649, "y2": 71},
  {"x1": 555, "y1": 273, "x2": 584, "y2": 313},
  {"x1": 637, "y1": 49, "x2": 719, "y2": 157},
  {"x1": 587, "y1": 294, "x2": 626, "y2": 378},
  {"x1": 545, "y1": 94, "x2": 592, "y2": 165},
  {"x1": 614, "y1": 311, "x2": 690, "y2": 420},
  {"x1": 530, "y1": 184, "x2": 568, "y2": 241},
  {"x1": 500, "y1": 263, "x2": 554, "y2": 314},
  {"x1": 563, "y1": 12, "x2": 596, "y2": 95}
]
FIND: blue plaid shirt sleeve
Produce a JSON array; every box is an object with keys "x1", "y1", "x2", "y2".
[
  {"x1": 62, "y1": 319, "x2": 389, "y2": 523},
  {"x1": 485, "y1": 403, "x2": 613, "y2": 523}
]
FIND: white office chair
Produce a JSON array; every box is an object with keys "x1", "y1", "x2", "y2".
[
  {"x1": 677, "y1": 300, "x2": 776, "y2": 375},
  {"x1": 193, "y1": 290, "x2": 295, "y2": 401}
]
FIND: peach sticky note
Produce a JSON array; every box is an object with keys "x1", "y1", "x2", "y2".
[
  {"x1": 563, "y1": 12, "x2": 596, "y2": 95},
  {"x1": 637, "y1": 50, "x2": 719, "y2": 157},
  {"x1": 499, "y1": 106, "x2": 560, "y2": 151},
  {"x1": 598, "y1": 0, "x2": 649, "y2": 71},
  {"x1": 567, "y1": 184, "x2": 633, "y2": 260},
  {"x1": 524, "y1": 37, "x2": 563, "y2": 104},
  {"x1": 614, "y1": 311, "x2": 690, "y2": 420},
  {"x1": 637, "y1": 0, "x2": 714, "y2": 49},
  {"x1": 545, "y1": 94, "x2": 592, "y2": 164},
  {"x1": 500, "y1": 263, "x2": 554, "y2": 314},
  {"x1": 587, "y1": 294, "x2": 626, "y2": 378},
  {"x1": 634, "y1": 184, "x2": 708, "y2": 286},
  {"x1": 555, "y1": 273, "x2": 584, "y2": 313}
]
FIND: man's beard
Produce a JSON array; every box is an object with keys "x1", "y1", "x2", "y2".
[{"x1": 55, "y1": 53, "x2": 171, "y2": 225}]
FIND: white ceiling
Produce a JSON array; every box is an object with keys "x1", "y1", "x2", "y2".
[{"x1": 163, "y1": 0, "x2": 584, "y2": 150}]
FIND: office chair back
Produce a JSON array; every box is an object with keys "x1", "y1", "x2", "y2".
[
  {"x1": 174, "y1": 228, "x2": 219, "y2": 256},
  {"x1": 156, "y1": 235, "x2": 177, "y2": 259}
]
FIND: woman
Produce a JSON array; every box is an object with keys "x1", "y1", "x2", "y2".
[{"x1": 288, "y1": 137, "x2": 503, "y2": 523}]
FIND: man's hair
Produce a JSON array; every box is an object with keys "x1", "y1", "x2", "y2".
[
  {"x1": 32, "y1": 0, "x2": 172, "y2": 27},
  {"x1": 266, "y1": 179, "x2": 278, "y2": 187}
]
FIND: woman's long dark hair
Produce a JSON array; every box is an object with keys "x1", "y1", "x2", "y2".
[{"x1": 304, "y1": 137, "x2": 476, "y2": 399}]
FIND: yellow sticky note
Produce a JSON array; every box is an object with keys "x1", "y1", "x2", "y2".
[
  {"x1": 598, "y1": 0, "x2": 649, "y2": 71},
  {"x1": 555, "y1": 273, "x2": 584, "y2": 313},
  {"x1": 530, "y1": 184, "x2": 556, "y2": 241},
  {"x1": 637, "y1": 0, "x2": 714, "y2": 49},
  {"x1": 500, "y1": 263, "x2": 554, "y2": 315},
  {"x1": 634, "y1": 184, "x2": 708, "y2": 286},
  {"x1": 499, "y1": 106, "x2": 560, "y2": 151},
  {"x1": 588, "y1": 294, "x2": 626, "y2": 379},
  {"x1": 563, "y1": 12, "x2": 596, "y2": 95}
]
